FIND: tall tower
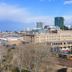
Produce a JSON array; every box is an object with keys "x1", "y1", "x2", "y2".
[
  {"x1": 36, "y1": 22, "x2": 43, "y2": 29},
  {"x1": 55, "y1": 17, "x2": 64, "y2": 30}
]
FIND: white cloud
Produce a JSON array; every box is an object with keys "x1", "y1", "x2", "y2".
[
  {"x1": 64, "y1": 16, "x2": 72, "y2": 27},
  {"x1": 0, "y1": 3, "x2": 54, "y2": 26},
  {"x1": 0, "y1": 3, "x2": 31, "y2": 23},
  {"x1": 28, "y1": 16, "x2": 54, "y2": 25},
  {"x1": 64, "y1": 0, "x2": 72, "y2": 5},
  {"x1": 0, "y1": 3, "x2": 72, "y2": 27}
]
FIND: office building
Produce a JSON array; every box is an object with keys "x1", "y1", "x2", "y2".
[
  {"x1": 55, "y1": 17, "x2": 64, "y2": 30},
  {"x1": 36, "y1": 22, "x2": 43, "y2": 29}
]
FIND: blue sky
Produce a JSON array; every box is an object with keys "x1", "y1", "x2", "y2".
[
  {"x1": 0, "y1": 0, "x2": 72, "y2": 31},
  {"x1": 2, "y1": 0, "x2": 72, "y2": 16}
]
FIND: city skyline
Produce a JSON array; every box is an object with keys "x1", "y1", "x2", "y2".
[{"x1": 0, "y1": 0, "x2": 72, "y2": 31}]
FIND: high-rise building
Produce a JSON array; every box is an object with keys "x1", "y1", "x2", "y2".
[
  {"x1": 44, "y1": 25, "x2": 49, "y2": 29},
  {"x1": 36, "y1": 22, "x2": 43, "y2": 29},
  {"x1": 55, "y1": 17, "x2": 64, "y2": 30}
]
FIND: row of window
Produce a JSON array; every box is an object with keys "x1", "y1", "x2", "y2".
[
  {"x1": 51, "y1": 46, "x2": 72, "y2": 53},
  {"x1": 67, "y1": 42, "x2": 72, "y2": 44},
  {"x1": 51, "y1": 46, "x2": 72, "y2": 54},
  {"x1": 51, "y1": 41, "x2": 72, "y2": 45},
  {"x1": 59, "y1": 46, "x2": 72, "y2": 49},
  {"x1": 52, "y1": 42, "x2": 62, "y2": 45}
]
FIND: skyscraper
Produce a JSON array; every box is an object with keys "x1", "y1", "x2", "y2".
[
  {"x1": 36, "y1": 22, "x2": 43, "y2": 29},
  {"x1": 55, "y1": 17, "x2": 64, "y2": 30}
]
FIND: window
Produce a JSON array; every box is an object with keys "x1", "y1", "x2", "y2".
[
  {"x1": 47, "y1": 42, "x2": 51, "y2": 45},
  {"x1": 68, "y1": 46, "x2": 71, "y2": 48},
  {"x1": 64, "y1": 47, "x2": 66, "y2": 48},
  {"x1": 52, "y1": 42, "x2": 62, "y2": 45},
  {"x1": 67, "y1": 41, "x2": 72, "y2": 44},
  {"x1": 64, "y1": 42, "x2": 66, "y2": 44}
]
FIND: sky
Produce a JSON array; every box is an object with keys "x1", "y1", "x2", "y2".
[{"x1": 0, "y1": 0, "x2": 72, "y2": 31}]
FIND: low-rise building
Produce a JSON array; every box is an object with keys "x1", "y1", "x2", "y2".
[{"x1": 34, "y1": 30, "x2": 72, "y2": 53}]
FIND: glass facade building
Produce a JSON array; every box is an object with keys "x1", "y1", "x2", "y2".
[
  {"x1": 55, "y1": 17, "x2": 64, "y2": 30},
  {"x1": 36, "y1": 22, "x2": 43, "y2": 29}
]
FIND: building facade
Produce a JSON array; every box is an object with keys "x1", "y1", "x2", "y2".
[
  {"x1": 34, "y1": 30, "x2": 72, "y2": 53},
  {"x1": 55, "y1": 17, "x2": 64, "y2": 30},
  {"x1": 36, "y1": 22, "x2": 43, "y2": 29}
]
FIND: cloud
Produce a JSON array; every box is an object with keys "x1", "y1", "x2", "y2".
[
  {"x1": 64, "y1": 0, "x2": 72, "y2": 5},
  {"x1": 0, "y1": 3, "x2": 31, "y2": 23},
  {"x1": 28, "y1": 16, "x2": 54, "y2": 25},
  {"x1": 0, "y1": 3, "x2": 72, "y2": 28},
  {"x1": 64, "y1": 16, "x2": 72, "y2": 27},
  {"x1": 0, "y1": 3, "x2": 54, "y2": 26}
]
